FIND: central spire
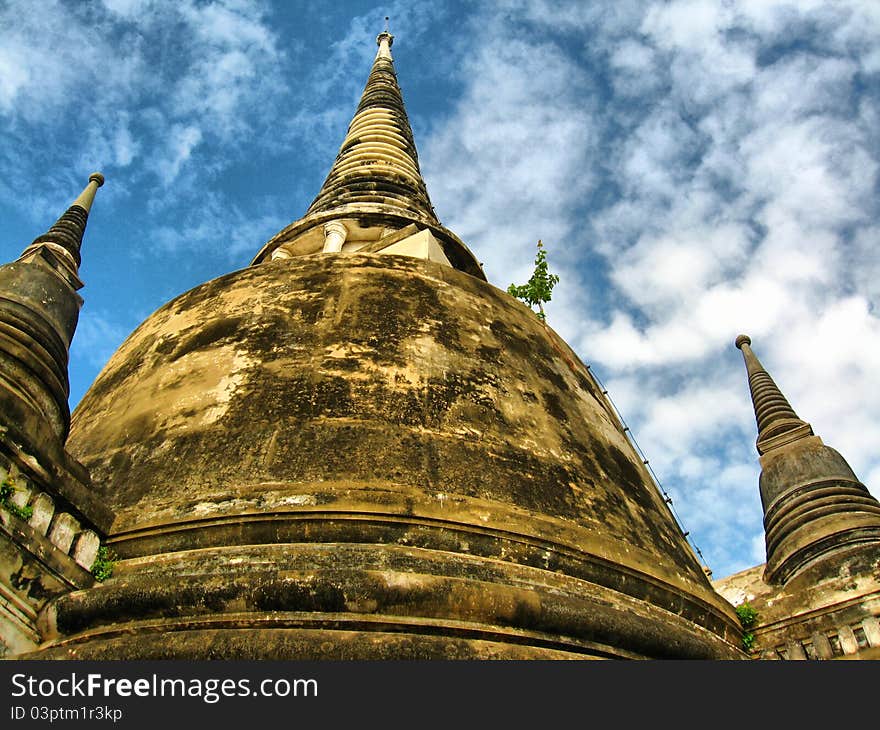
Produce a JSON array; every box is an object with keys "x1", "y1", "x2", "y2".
[
  {"x1": 305, "y1": 30, "x2": 438, "y2": 223},
  {"x1": 252, "y1": 30, "x2": 484, "y2": 279}
]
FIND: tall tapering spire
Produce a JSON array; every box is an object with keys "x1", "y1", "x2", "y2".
[
  {"x1": 25, "y1": 172, "x2": 105, "y2": 270},
  {"x1": 305, "y1": 32, "x2": 438, "y2": 223},
  {"x1": 735, "y1": 334, "x2": 812, "y2": 455},
  {"x1": 734, "y1": 335, "x2": 880, "y2": 584},
  {"x1": 0, "y1": 172, "x2": 105, "y2": 452},
  {"x1": 252, "y1": 33, "x2": 484, "y2": 279}
]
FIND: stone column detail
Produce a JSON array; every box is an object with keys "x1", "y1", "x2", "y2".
[
  {"x1": 71, "y1": 530, "x2": 101, "y2": 570},
  {"x1": 47, "y1": 513, "x2": 80, "y2": 553},
  {"x1": 322, "y1": 221, "x2": 348, "y2": 253}
]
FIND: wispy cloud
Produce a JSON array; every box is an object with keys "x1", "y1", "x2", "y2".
[
  {"x1": 70, "y1": 309, "x2": 133, "y2": 368},
  {"x1": 0, "y1": 0, "x2": 287, "y2": 211},
  {"x1": 152, "y1": 190, "x2": 287, "y2": 261},
  {"x1": 423, "y1": 24, "x2": 600, "y2": 294}
]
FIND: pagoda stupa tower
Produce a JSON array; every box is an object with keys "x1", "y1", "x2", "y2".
[
  {"x1": 0, "y1": 174, "x2": 112, "y2": 656},
  {"x1": 735, "y1": 334, "x2": 880, "y2": 584},
  {"x1": 712, "y1": 336, "x2": 880, "y2": 659},
  {"x1": 7, "y1": 32, "x2": 745, "y2": 659}
]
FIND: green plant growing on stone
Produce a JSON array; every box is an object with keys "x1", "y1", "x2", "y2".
[
  {"x1": 506, "y1": 240, "x2": 560, "y2": 322},
  {"x1": 91, "y1": 545, "x2": 117, "y2": 582},
  {"x1": 0, "y1": 474, "x2": 33, "y2": 521},
  {"x1": 735, "y1": 602, "x2": 759, "y2": 652},
  {"x1": 0, "y1": 476, "x2": 14, "y2": 503}
]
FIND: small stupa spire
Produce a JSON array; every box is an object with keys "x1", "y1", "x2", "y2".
[
  {"x1": 0, "y1": 172, "x2": 106, "y2": 453},
  {"x1": 735, "y1": 334, "x2": 812, "y2": 454},
  {"x1": 734, "y1": 334, "x2": 880, "y2": 583},
  {"x1": 305, "y1": 29, "x2": 437, "y2": 223},
  {"x1": 26, "y1": 172, "x2": 105, "y2": 269}
]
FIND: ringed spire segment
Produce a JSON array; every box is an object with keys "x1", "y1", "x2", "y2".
[
  {"x1": 0, "y1": 172, "x2": 106, "y2": 452},
  {"x1": 304, "y1": 27, "x2": 437, "y2": 223},
  {"x1": 25, "y1": 172, "x2": 105, "y2": 270},
  {"x1": 734, "y1": 335, "x2": 880, "y2": 584},
  {"x1": 252, "y1": 31, "x2": 485, "y2": 280},
  {"x1": 735, "y1": 334, "x2": 812, "y2": 454}
]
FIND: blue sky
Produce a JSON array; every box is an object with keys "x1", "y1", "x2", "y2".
[{"x1": 2, "y1": 0, "x2": 879, "y2": 580}]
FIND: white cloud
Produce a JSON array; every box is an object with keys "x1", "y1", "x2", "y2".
[
  {"x1": 771, "y1": 296, "x2": 880, "y2": 488},
  {"x1": 0, "y1": 0, "x2": 286, "y2": 194},
  {"x1": 610, "y1": 39, "x2": 656, "y2": 72},
  {"x1": 70, "y1": 310, "x2": 134, "y2": 372},
  {"x1": 152, "y1": 190, "x2": 287, "y2": 262},
  {"x1": 612, "y1": 223, "x2": 752, "y2": 311},
  {"x1": 423, "y1": 33, "x2": 599, "y2": 290},
  {"x1": 101, "y1": 0, "x2": 153, "y2": 17},
  {"x1": 155, "y1": 125, "x2": 203, "y2": 187},
  {"x1": 113, "y1": 122, "x2": 138, "y2": 167}
]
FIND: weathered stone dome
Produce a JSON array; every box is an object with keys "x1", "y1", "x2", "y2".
[{"x1": 33, "y1": 254, "x2": 743, "y2": 659}]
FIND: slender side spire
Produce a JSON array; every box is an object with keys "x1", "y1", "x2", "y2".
[
  {"x1": 735, "y1": 334, "x2": 812, "y2": 454},
  {"x1": 734, "y1": 335, "x2": 880, "y2": 583},
  {"x1": 25, "y1": 173, "x2": 105, "y2": 270},
  {"x1": 0, "y1": 173, "x2": 105, "y2": 452},
  {"x1": 305, "y1": 30, "x2": 439, "y2": 223}
]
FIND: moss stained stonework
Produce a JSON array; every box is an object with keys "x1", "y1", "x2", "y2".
[
  {"x1": 0, "y1": 176, "x2": 108, "y2": 656},
  {"x1": 25, "y1": 254, "x2": 744, "y2": 659},
  {"x1": 4, "y1": 30, "x2": 878, "y2": 663},
  {"x1": 3, "y1": 36, "x2": 751, "y2": 661}
]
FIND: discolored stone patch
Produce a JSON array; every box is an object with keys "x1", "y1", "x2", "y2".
[{"x1": 56, "y1": 254, "x2": 741, "y2": 659}]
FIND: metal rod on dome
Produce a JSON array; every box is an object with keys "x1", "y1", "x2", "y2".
[{"x1": 587, "y1": 361, "x2": 713, "y2": 577}]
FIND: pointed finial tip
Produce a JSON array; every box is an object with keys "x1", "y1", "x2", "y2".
[
  {"x1": 735, "y1": 334, "x2": 751, "y2": 350},
  {"x1": 89, "y1": 172, "x2": 105, "y2": 187}
]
